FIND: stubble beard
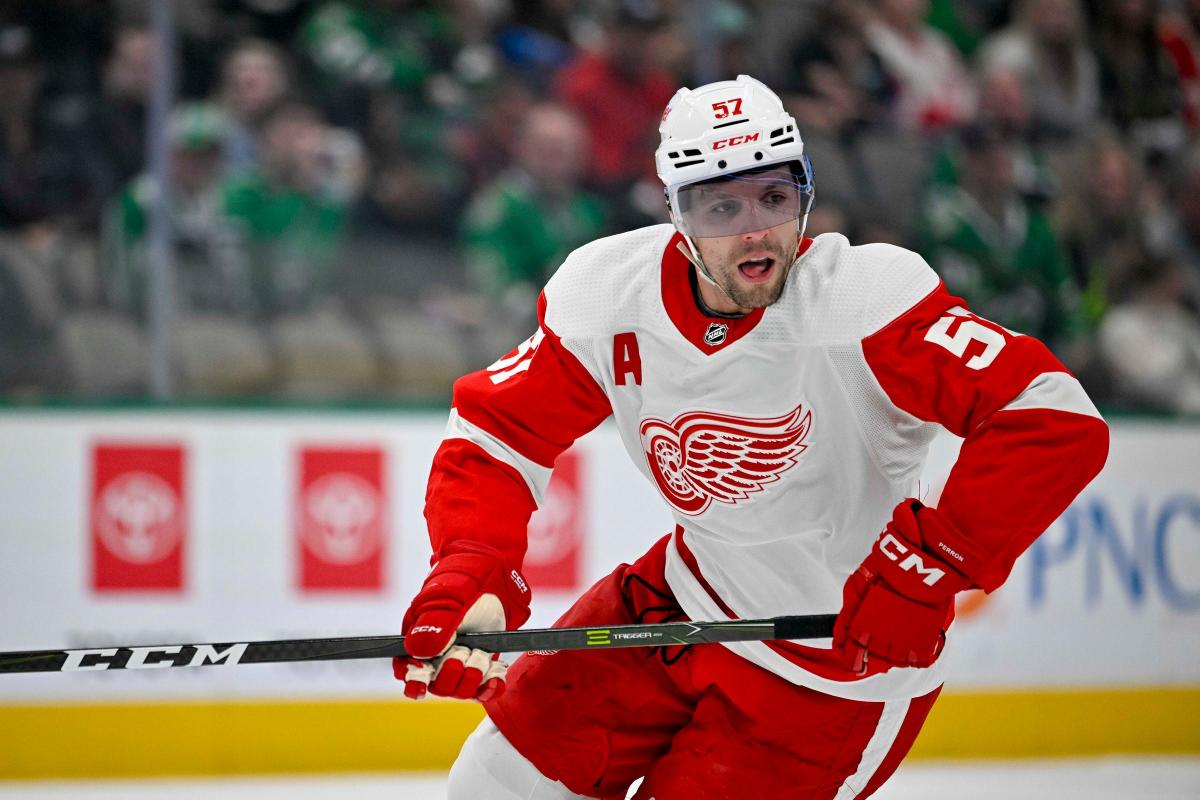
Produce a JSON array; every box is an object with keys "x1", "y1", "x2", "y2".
[
  {"x1": 720, "y1": 272, "x2": 788, "y2": 309},
  {"x1": 718, "y1": 241, "x2": 796, "y2": 310}
]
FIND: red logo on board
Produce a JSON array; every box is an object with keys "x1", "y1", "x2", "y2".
[
  {"x1": 91, "y1": 444, "x2": 186, "y2": 592},
  {"x1": 524, "y1": 448, "x2": 584, "y2": 591},
  {"x1": 639, "y1": 406, "x2": 812, "y2": 515},
  {"x1": 297, "y1": 447, "x2": 386, "y2": 591}
]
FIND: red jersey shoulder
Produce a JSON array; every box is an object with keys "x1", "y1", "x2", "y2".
[{"x1": 862, "y1": 282, "x2": 1073, "y2": 435}]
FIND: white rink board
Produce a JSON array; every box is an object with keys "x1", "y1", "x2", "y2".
[
  {"x1": 0, "y1": 410, "x2": 669, "y2": 703},
  {"x1": 0, "y1": 410, "x2": 1196, "y2": 703},
  {"x1": 927, "y1": 423, "x2": 1200, "y2": 688}
]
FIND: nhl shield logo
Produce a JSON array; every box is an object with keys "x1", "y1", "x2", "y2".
[{"x1": 704, "y1": 323, "x2": 728, "y2": 346}]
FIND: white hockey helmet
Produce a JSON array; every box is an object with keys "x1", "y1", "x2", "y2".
[{"x1": 656, "y1": 74, "x2": 814, "y2": 240}]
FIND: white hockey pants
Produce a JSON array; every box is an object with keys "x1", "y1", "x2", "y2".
[{"x1": 446, "y1": 717, "x2": 594, "y2": 800}]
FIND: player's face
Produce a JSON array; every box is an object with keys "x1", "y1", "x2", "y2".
[
  {"x1": 677, "y1": 164, "x2": 805, "y2": 314},
  {"x1": 693, "y1": 216, "x2": 800, "y2": 314}
]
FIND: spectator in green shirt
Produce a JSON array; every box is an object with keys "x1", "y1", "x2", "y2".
[
  {"x1": 920, "y1": 124, "x2": 1083, "y2": 351},
  {"x1": 462, "y1": 102, "x2": 605, "y2": 324},
  {"x1": 297, "y1": 0, "x2": 470, "y2": 234},
  {"x1": 222, "y1": 101, "x2": 362, "y2": 317},
  {"x1": 104, "y1": 102, "x2": 249, "y2": 318}
]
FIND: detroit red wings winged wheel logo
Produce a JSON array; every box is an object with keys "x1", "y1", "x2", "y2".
[{"x1": 639, "y1": 405, "x2": 812, "y2": 515}]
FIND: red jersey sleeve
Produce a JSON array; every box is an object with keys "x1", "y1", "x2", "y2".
[
  {"x1": 424, "y1": 293, "x2": 612, "y2": 569},
  {"x1": 863, "y1": 283, "x2": 1110, "y2": 592}
]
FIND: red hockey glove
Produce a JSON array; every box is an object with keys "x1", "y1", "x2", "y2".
[
  {"x1": 834, "y1": 500, "x2": 984, "y2": 673},
  {"x1": 396, "y1": 540, "x2": 531, "y2": 702}
]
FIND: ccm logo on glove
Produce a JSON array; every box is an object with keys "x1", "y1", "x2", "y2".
[
  {"x1": 834, "y1": 500, "x2": 982, "y2": 673},
  {"x1": 877, "y1": 534, "x2": 946, "y2": 586},
  {"x1": 510, "y1": 569, "x2": 528, "y2": 593}
]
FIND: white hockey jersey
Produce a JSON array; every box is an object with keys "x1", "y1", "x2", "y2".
[{"x1": 425, "y1": 224, "x2": 1109, "y2": 702}]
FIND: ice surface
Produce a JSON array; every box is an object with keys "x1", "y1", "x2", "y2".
[{"x1": 0, "y1": 758, "x2": 1196, "y2": 799}]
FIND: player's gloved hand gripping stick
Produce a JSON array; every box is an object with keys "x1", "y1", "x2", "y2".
[
  {"x1": 834, "y1": 499, "x2": 986, "y2": 673},
  {"x1": 397, "y1": 540, "x2": 533, "y2": 702}
]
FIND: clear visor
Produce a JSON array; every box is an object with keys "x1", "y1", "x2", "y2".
[{"x1": 674, "y1": 161, "x2": 814, "y2": 239}]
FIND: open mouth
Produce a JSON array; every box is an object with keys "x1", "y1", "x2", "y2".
[{"x1": 737, "y1": 256, "x2": 776, "y2": 283}]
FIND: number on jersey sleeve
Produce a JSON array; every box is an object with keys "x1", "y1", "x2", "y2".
[
  {"x1": 922, "y1": 306, "x2": 1006, "y2": 370},
  {"x1": 487, "y1": 329, "x2": 546, "y2": 384}
]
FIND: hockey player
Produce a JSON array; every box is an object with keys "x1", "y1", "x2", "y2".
[{"x1": 397, "y1": 75, "x2": 1109, "y2": 799}]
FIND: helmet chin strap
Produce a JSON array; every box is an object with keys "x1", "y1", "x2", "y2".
[{"x1": 676, "y1": 235, "x2": 721, "y2": 288}]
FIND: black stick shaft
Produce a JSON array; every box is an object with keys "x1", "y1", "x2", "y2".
[{"x1": 0, "y1": 614, "x2": 836, "y2": 675}]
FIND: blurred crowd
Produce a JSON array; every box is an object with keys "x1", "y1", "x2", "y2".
[{"x1": 1, "y1": 0, "x2": 1199, "y2": 414}]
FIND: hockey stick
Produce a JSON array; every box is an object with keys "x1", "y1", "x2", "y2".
[{"x1": 0, "y1": 614, "x2": 836, "y2": 675}]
